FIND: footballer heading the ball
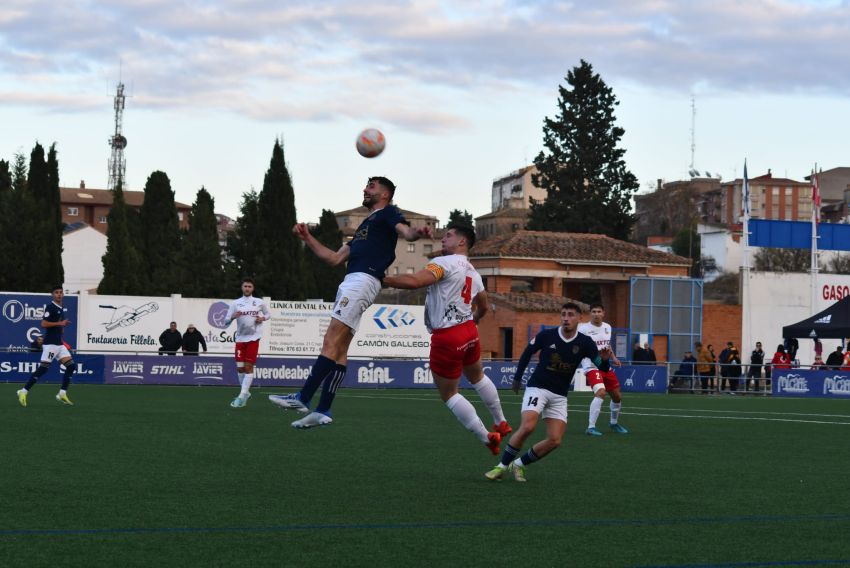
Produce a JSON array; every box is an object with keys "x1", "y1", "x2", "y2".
[{"x1": 356, "y1": 128, "x2": 385, "y2": 158}]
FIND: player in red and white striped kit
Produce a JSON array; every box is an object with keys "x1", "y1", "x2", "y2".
[
  {"x1": 383, "y1": 224, "x2": 510, "y2": 456},
  {"x1": 577, "y1": 303, "x2": 629, "y2": 435},
  {"x1": 225, "y1": 278, "x2": 271, "y2": 408}
]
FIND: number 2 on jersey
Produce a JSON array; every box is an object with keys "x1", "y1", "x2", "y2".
[{"x1": 460, "y1": 276, "x2": 472, "y2": 304}]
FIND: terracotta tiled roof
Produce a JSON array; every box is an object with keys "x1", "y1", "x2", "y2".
[
  {"x1": 475, "y1": 208, "x2": 530, "y2": 221},
  {"x1": 489, "y1": 292, "x2": 588, "y2": 313},
  {"x1": 60, "y1": 187, "x2": 191, "y2": 209},
  {"x1": 471, "y1": 230, "x2": 691, "y2": 266}
]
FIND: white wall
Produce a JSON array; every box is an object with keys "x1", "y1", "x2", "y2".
[
  {"x1": 742, "y1": 272, "x2": 850, "y2": 366},
  {"x1": 699, "y1": 225, "x2": 742, "y2": 281},
  {"x1": 63, "y1": 227, "x2": 107, "y2": 293}
]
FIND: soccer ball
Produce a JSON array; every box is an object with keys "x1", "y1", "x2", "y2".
[{"x1": 356, "y1": 128, "x2": 385, "y2": 158}]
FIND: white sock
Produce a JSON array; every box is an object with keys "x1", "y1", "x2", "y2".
[
  {"x1": 239, "y1": 373, "x2": 254, "y2": 398},
  {"x1": 589, "y1": 396, "x2": 603, "y2": 428},
  {"x1": 446, "y1": 393, "x2": 489, "y2": 443},
  {"x1": 610, "y1": 401, "x2": 622, "y2": 425},
  {"x1": 59, "y1": 389, "x2": 67, "y2": 396},
  {"x1": 237, "y1": 372, "x2": 245, "y2": 386},
  {"x1": 472, "y1": 376, "x2": 506, "y2": 424}
]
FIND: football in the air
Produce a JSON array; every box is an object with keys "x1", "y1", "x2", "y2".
[{"x1": 356, "y1": 128, "x2": 386, "y2": 158}]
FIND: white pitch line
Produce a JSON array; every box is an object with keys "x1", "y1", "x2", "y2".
[{"x1": 337, "y1": 393, "x2": 850, "y2": 425}]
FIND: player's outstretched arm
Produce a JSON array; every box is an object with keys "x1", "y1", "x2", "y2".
[
  {"x1": 293, "y1": 223, "x2": 350, "y2": 266},
  {"x1": 512, "y1": 339, "x2": 541, "y2": 393},
  {"x1": 396, "y1": 223, "x2": 433, "y2": 242},
  {"x1": 383, "y1": 269, "x2": 438, "y2": 290}
]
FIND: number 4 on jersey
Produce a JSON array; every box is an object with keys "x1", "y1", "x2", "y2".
[{"x1": 460, "y1": 276, "x2": 472, "y2": 304}]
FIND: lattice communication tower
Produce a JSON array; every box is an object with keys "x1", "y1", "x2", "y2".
[{"x1": 107, "y1": 82, "x2": 127, "y2": 191}]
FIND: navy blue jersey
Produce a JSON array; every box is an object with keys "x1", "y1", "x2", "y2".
[
  {"x1": 514, "y1": 328, "x2": 601, "y2": 397},
  {"x1": 42, "y1": 302, "x2": 67, "y2": 345},
  {"x1": 346, "y1": 205, "x2": 409, "y2": 279}
]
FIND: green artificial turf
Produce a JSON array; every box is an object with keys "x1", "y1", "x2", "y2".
[{"x1": 1, "y1": 385, "x2": 849, "y2": 567}]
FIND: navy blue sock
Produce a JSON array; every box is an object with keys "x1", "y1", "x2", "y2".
[
  {"x1": 61, "y1": 362, "x2": 76, "y2": 390},
  {"x1": 520, "y1": 448, "x2": 542, "y2": 466},
  {"x1": 316, "y1": 364, "x2": 346, "y2": 414},
  {"x1": 299, "y1": 355, "x2": 337, "y2": 405},
  {"x1": 500, "y1": 444, "x2": 521, "y2": 467},
  {"x1": 25, "y1": 365, "x2": 49, "y2": 390}
]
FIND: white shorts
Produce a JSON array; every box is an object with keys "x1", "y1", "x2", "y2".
[
  {"x1": 520, "y1": 387, "x2": 568, "y2": 423},
  {"x1": 41, "y1": 344, "x2": 72, "y2": 364},
  {"x1": 332, "y1": 272, "x2": 381, "y2": 331}
]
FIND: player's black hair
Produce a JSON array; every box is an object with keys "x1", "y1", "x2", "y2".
[
  {"x1": 51, "y1": 284, "x2": 63, "y2": 292},
  {"x1": 561, "y1": 302, "x2": 582, "y2": 313},
  {"x1": 589, "y1": 302, "x2": 604, "y2": 311},
  {"x1": 369, "y1": 176, "x2": 396, "y2": 198},
  {"x1": 241, "y1": 277, "x2": 255, "y2": 285},
  {"x1": 446, "y1": 223, "x2": 476, "y2": 248}
]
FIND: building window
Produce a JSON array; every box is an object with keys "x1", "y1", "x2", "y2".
[
  {"x1": 406, "y1": 267, "x2": 415, "y2": 274},
  {"x1": 178, "y1": 212, "x2": 184, "y2": 221},
  {"x1": 407, "y1": 243, "x2": 415, "y2": 253},
  {"x1": 423, "y1": 244, "x2": 433, "y2": 254},
  {"x1": 98, "y1": 216, "x2": 107, "y2": 224},
  {"x1": 393, "y1": 267, "x2": 399, "y2": 275},
  {"x1": 68, "y1": 207, "x2": 79, "y2": 216}
]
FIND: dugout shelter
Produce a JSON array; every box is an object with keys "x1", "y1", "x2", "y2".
[{"x1": 782, "y1": 295, "x2": 850, "y2": 340}]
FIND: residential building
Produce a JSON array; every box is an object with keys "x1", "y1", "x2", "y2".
[
  {"x1": 806, "y1": 167, "x2": 850, "y2": 223},
  {"x1": 62, "y1": 222, "x2": 108, "y2": 293},
  {"x1": 491, "y1": 165, "x2": 545, "y2": 211},
  {"x1": 634, "y1": 177, "x2": 721, "y2": 245},
  {"x1": 60, "y1": 181, "x2": 191, "y2": 234},
  {"x1": 475, "y1": 207, "x2": 529, "y2": 242},
  {"x1": 711, "y1": 170, "x2": 812, "y2": 226}
]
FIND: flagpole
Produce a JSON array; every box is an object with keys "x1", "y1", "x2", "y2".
[
  {"x1": 811, "y1": 165, "x2": 819, "y2": 328},
  {"x1": 741, "y1": 159, "x2": 752, "y2": 381}
]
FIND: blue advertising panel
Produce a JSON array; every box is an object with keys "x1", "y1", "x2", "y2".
[
  {"x1": 772, "y1": 369, "x2": 850, "y2": 398},
  {"x1": 105, "y1": 355, "x2": 239, "y2": 386},
  {"x1": 749, "y1": 219, "x2": 850, "y2": 252},
  {"x1": 0, "y1": 293, "x2": 79, "y2": 352},
  {"x1": 0, "y1": 352, "x2": 104, "y2": 384},
  {"x1": 615, "y1": 365, "x2": 668, "y2": 393}
]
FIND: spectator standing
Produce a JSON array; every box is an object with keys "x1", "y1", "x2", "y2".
[
  {"x1": 812, "y1": 355, "x2": 827, "y2": 370},
  {"x1": 718, "y1": 342, "x2": 732, "y2": 391},
  {"x1": 784, "y1": 337, "x2": 799, "y2": 365},
  {"x1": 695, "y1": 341, "x2": 713, "y2": 393},
  {"x1": 632, "y1": 341, "x2": 648, "y2": 365},
  {"x1": 825, "y1": 345, "x2": 844, "y2": 370},
  {"x1": 707, "y1": 344, "x2": 718, "y2": 389},
  {"x1": 747, "y1": 342, "x2": 765, "y2": 392},
  {"x1": 813, "y1": 338, "x2": 823, "y2": 360},
  {"x1": 158, "y1": 322, "x2": 182, "y2": 356},
  {"x1": 181, "y1": 324, "x2": 208, "y2": 356},
  {"x1": 727, "y1": 345, "x2": 742, "y2": 392},
  {"x1": 644, "y1": 342, "x2": 657, "y2": 365},
  {"x1": 770, "y1": 344, "x2": 791, "y2": 375}
]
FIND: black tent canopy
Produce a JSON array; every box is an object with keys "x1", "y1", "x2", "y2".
[{"x1": 782, "y1": 296, "x2": 850, "y2": 339}]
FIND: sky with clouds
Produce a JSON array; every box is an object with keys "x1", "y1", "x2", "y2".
[{"x1": 1, "y1": 0, "x2": 849, "y2": 222}]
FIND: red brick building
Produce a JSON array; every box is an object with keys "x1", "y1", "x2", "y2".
[{"x1": 470, "y1": 230, "x2": 692, "y2": 358}]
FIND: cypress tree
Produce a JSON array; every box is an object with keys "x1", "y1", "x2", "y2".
[
  {"x1": 179, "y1": 187, "x2": 225, "y2": 298},
  {"x1": 24, "y1": 143, "x2": 63, "y2": 291},
  {"x1": 255, "y1": 140, "x2": 306, "y2": 300},
  {"x1": 4, "y1": 154, "x2": 30, "y2": 290},
  {"x1": 224, "y1": 190, "x2": 260, "y2": 293},
  {"x1": 0, "y1": 160, "x2": 11, "y2": 290},
  {"x1": 305, "y1": 209, "x2": 346, "y2": 301},
  {"x1": 528, "y1": 60, "x2": 639, "y2": 240},
  {"x1": 98, "y1": 180, "x2": 145, "y2": 294},
  {"x1": 139, "y1": 170, "x2": 181, "y2": 295}
]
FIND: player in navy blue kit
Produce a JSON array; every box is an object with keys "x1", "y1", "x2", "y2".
[
  {"x1": 17, "y1": 286, "x2": 77, "y2": 407},
  {"x1": 270, "y1": 177, "x2": 433, "y2": 428},
  {"x1": 485, "y1": 302, "x2": 608, "y2": 482}
]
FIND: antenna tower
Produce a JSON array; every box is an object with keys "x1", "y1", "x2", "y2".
[
  {"x1": 689, "y1": 94, "x2": 696, "y2": 171},
  {"x1": 108, "y1": 82, "x2": 128, "y2": 191}
]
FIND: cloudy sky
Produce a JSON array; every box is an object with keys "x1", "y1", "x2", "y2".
[{"x1": 2, "y1": 0, "x2": 849, "y2": 222}]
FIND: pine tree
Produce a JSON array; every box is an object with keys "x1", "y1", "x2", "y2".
[
  {"x1": 179, "y1": 187, "x2": 225, "y2": 298},
  {"x1": 448, "y1": 209, "x2": 474, "y2": 227},
  {"x1": 139, "y1": 171, "x2": 181, "y2": 295},
  {"x1": 98, "y1": 181, "x2": 145, "y2": 294},
  {"x1": 305, "y1": 209, "x2": 346, "y2": 301},
  {"x1": 528, "y1": 60, "x2": 638, "y2": 240},
  {"x1": 254, "y1": 140, "x2": 306, "y2": 300}
]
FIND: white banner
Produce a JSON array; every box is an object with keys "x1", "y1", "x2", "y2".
[
  {"x1": 79, "y1": 294, "x2": 173, "y2": 352},
  {"x1": 173, "y1": 296, "x2": 244, "y2": 354},
  {"x1": 265, "y1": 302, "x2": 430, "y2": 358}
]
